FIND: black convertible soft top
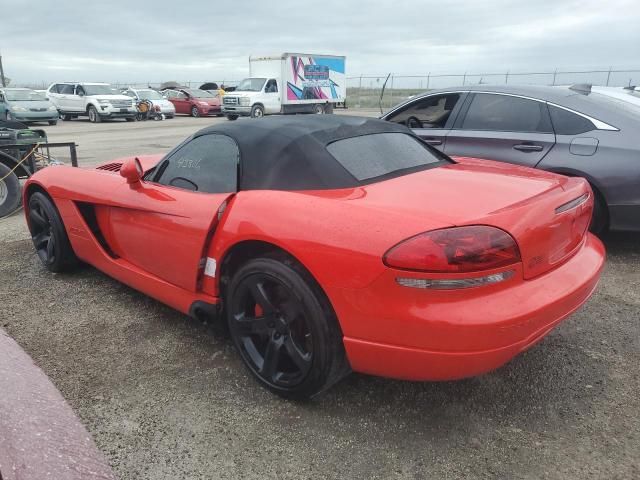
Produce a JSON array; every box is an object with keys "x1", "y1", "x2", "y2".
[{"x1": 193, "y1": 115, "x2": 436, "y2": 190}]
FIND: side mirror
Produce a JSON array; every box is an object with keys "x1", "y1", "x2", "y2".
[{"x1": 120, "y1": 157, "x2": 144, "y2": 188}]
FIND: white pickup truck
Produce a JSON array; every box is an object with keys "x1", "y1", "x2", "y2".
[{"x1": 222, "y1": 53, "x2": 346, "y2": 120}]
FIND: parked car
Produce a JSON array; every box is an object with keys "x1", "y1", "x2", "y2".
[
  {"x1": 46, "y1": 82, "x2": 136, "y2": 123},
  {"x1": 591, "y1": 86, "x2": 640, "y2": 107},
  {"x1": 121, "y1": 87, "x2": 176, "y2": 118},
  {"x1": 382, "y1": 84, "x2": 640, "y2": 233},
  {"x1": 0, "y1": 88, "x2": 59, "y2": 125},
  {"x1": 23, "y1": 115, "x2": 604, "y2": 398},
  {"x1": 163, "y1": 88, "x2": 221, "y2": 117}
]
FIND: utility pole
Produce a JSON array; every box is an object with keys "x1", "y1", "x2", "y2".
[{"x1": 0, "y1": 51, "x2": 6, "y2": 87}]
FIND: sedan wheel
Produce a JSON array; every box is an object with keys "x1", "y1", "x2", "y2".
[
  {"x1": 191, "y1": 106, "x2": 200, "y2": 117},
  {"x1": 227, "y1": 256, "x2": 348, "y2": 399},
  {"x1": 27, "y1": 192, "x2": 78, "y2": 272}
]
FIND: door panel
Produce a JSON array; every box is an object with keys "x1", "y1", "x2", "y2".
[
  {"x1": 411, "y1": 128, "x2": 449, "y2": 152},
  {"x1": 102, "y1": 183, "x2": 231, "y2": 291},
  {"x1": 445, "y1": 92, "x2": 556, "y2": 167},
  {"x1": 444, "y1": 130, "x2": 555, "y2": 167}
]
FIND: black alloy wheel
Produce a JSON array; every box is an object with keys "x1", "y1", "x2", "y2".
[
  {"x1": 227, "y1": 257, "x2": 348, "y2": 399},
  {"x1": 27, "y1": 192, "x2": 78, "y2": 272}
]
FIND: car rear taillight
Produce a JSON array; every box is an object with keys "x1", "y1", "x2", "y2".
[{"x1": 384, "y1": 226, "x2": 521, "y2": 274}]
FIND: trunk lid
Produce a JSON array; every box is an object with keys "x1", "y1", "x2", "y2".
[{"x1": 357, "y1": 158, "x2": 593, "y2": 279}]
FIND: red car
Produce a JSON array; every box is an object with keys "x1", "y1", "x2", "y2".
[
  {"x1": 163, "y1": 88, "x2": 222, "y2": 117},
  {"x1": 23, "y1": 116, "x2": 605, "y2": 398}
]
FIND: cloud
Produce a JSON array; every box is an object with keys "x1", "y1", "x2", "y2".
[{"x1": 2, "y1": 0, "x2": 638, "y2": 86}]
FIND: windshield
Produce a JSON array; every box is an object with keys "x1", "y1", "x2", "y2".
[
  {"x1": 184, "y1": 89, "x2": 215, "y2": 98},
  {"x1": 4, "y1": 89, "x2": 47, "y2": 101},
  {"x1": 235, "y1": 78, "x2": 266, "y2": 92},
  {"x1": 137, "y1": 89, "x2": 164, "y2": 100},
  {"x1": 83, "y1": 84, "x2": 118, "y2": 95}
]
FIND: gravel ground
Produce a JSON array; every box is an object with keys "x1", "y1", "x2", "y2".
[{"x1": 1, "y1": 116, "x2": 639, "y2": 479}]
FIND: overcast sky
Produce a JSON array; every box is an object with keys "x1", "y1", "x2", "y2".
[{"x1": 2, "y1": 0, "x2": 639, "y2": 86}]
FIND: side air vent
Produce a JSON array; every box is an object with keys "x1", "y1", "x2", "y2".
[{"x1": 96, "y1": 162, "x2": 123, "y2": 172}]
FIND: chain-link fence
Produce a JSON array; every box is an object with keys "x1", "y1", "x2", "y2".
[{"x1": 347, "y1": 68, "x2": 640, "y2": 109}]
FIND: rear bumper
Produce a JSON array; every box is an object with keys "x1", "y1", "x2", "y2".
[{"x1": 339, "y1": 233, "x2": 605, "y2": 381}]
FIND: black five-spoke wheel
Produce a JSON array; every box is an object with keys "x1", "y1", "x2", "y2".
[
  {"x1": 227, "y1": 256, "x2": 348, "y2": 399},
  {"x1": 27, "y1": 192, "x2": 78, "y2": 272},
  {"x1": 230, "y1": 273, "x2": 313, "y2": 386}
]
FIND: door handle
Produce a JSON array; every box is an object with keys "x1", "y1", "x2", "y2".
[
  {"x1": 513, "y1": 144, "x2": 543, "y2": 152},
  {"x1": 421, "y1": 138, "x2": 443, "y2": 146}
]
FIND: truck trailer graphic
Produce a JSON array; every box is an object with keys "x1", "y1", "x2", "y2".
[{"x1": 287, "y1": 55, "x2": 345, "y2": 101}]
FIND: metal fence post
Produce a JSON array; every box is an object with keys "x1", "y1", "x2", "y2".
[
  {"x1": 552, "y1": 69, "x2": 557, "y2": 86},
  {"x1": 462, "y1": 72, "x2": 466, "y2": 86},
  {"x1": 358, "y1": 74, "x2": 363, "y2": 108},
  {"x1": 606, "y1": 67, "x2": 612, "y2": 86},
  {"x1": 389, "y1": 75, "x2": 394, "y2": 108},
  {"x1": 427, "y1": 72, "x2": 430, "y2": 89},
  {"x1": 505, "y1": 71, "x2": 509, "y2": 84}
]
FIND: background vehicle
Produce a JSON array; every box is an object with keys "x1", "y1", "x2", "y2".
[
  {"x1": 162, "y1": 88, "x2": 221, "y2": 117},
  {"x1": 46, "y1": 82, "x2": 136, "y2": 123},
  {"x1": 0, "y1": 120, "x2": 76, "y2": 217},
  {"x1": 222, "y1": 53, "x2": 346, "y2": 119},
  {"x1": 121, "y1": 87, "x2": 176, "y2": 118},
  {"x1": 382, "y1": 84, "x2": 640, "y2": 233},
  {"x1": 0, "y1": 88, "x2": 59, "y2": 125},
  {"x1": 23, "y1": 116, "x2": 603, "y2": 398}
]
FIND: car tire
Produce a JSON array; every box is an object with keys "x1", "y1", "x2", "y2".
[
  {"x1": 191, "y1": 106, "x2": 200, "y2": 117},
  {"x1": 27, "y1": 192, "x2": 78, "y2": 273},
  {"x1": 226, "y1": 114, "x2": 239, "y2": 121},
  {"x1": 125, "y1": 117, "x2": 135, "y2": 122},
  {"x1": 0, "y1": 163, "x2": 21, "y2": 218},
  {"x1": 250, "y1": 105, "x2": 264, "y2": 118},
  {"x1": 6, "y1": 111, "x2": 13, "y2": 121},
  {"x1": 61, "y1": 114, "x2": 72, "y2": 121},
  {"x1": 227, "y1": 255, "x2": 349, "y2": 399},
  {"x1": 48, "y1": 120, "x2": 58, "y2": 126},
  {"x1": 313, "y1": 104, "x2": 324, "y2": 114},
  {"x1": 590, "y1": 189, "x2": 609, "y2": 235},
  {"x1": 88, "y1": 106, "x2": 102, "y2": 123}
]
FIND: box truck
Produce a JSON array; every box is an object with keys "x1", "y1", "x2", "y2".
[{"x1": 222, "y1": 53, "x2": 346, "y2": 120}]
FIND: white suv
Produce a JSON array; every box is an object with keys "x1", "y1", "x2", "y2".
[{"x1": 46, "y1": 82, "x2": 136, "y2": 123}]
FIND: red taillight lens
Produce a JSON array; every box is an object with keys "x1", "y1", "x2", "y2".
[{"x1": 383, "y1": 226, "x2": 521, "y2": 273}]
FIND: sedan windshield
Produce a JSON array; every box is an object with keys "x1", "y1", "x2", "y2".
[
  {"x1": 136, "y1": 89, "x2": 164, "y2": 100},
  {"x1": 4, "y1": 89, "x2": 47, "y2": 101},
  {"x1": 83, "y1": 84, "x2": 118, "y2": 95},
  {"x1": 235, "y1": 78, "x2": 266, "y2": 92},
  {"x1": 184, "y1": 89, "x2": 215, "y2": 99}
]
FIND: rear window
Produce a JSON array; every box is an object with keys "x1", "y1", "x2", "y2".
[
  {"x1": 326, "y1": 133, "x2": 445, "y2": 181},
  {"x1": 548, "y1": 105, "x2": 595, "y2": 135}
]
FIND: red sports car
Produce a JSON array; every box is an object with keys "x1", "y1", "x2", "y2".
[
  {"x1": 163, "y1": 88, "x2": 222, "y2": 117},
  {"x1": 23, "y1": 116, "x2": 605, "y2": 398}
]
